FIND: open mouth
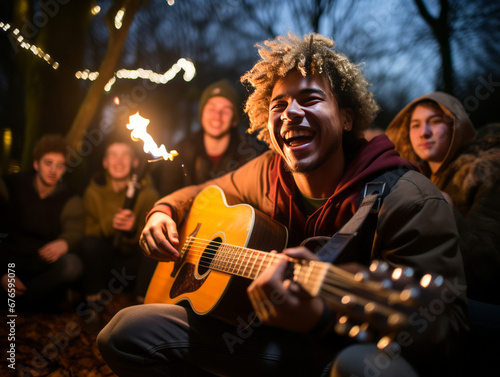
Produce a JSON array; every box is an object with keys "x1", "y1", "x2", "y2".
[{"x1": 282, "y1": 129, "x2": 315, "y2": 147}]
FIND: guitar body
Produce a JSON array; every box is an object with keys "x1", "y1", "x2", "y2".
[{"x1": 144, "y1": 186, "x2": 288, "y2": 325}]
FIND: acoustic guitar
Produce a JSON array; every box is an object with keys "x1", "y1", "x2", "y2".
[{"x1": 145, "y1": 186, "x2": 444, "y2": 343}]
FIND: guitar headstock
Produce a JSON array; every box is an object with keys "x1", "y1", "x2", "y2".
[{"x1": 294, "y1": 259, "x2": 447, "y2": 347}]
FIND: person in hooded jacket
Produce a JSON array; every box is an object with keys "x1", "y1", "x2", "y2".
[
  {"x1": 386, "y1": 92, "x2": 500, "y2": 373},
  {"x1": 386, "y1": 92, "x2": 500, "y2": 306},
  {"x1": 97, "y1": 34, "x2": 468, "y2": 377}
]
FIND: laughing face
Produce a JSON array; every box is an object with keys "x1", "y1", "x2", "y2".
[
  {"x1": 268, "y1": 70, "x2": 352, "y2": 173},
  {"x1": 201, "y1": 96, "x2": 236, "y2": 139},
  {"x1": 103, "y1": 142, "x2": 137, "y2": 181}
]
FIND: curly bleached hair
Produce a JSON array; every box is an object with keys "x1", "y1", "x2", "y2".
[{"x1": 241, "y1": 33, "x2": 379, "y2": 145}]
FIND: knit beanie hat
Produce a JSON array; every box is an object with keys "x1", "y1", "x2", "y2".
[{"x1": 198, "y1": 80, "x2": 239, "y2": 123}]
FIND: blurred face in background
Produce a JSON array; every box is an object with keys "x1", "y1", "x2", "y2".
[
  {"x1": 409, "y1": 103, "x2": 453, "y2": 173},
  {"x1": 103, "y1": 142, "x2": 138, "y2": 181},
  {"x1": 201, "y1": 96, "x2": 236, "y2": 139},
  {"x1": 33, "y1": 152, "x2": 66, "y2": 188}
]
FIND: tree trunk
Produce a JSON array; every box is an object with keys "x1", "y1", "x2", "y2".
[
  {"x1": 15, "y1": 0, "x2": 93, "y2": 170},
  {"x1": 65, "y1": 0, "x2": 143, "y2": 153},
  {"x1": 413, "y1": 0, "x2": 454, "y2": 94}
]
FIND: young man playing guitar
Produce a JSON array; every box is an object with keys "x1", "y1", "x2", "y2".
[{"x1": 98, "y1": 33, "x2": 468, "y2": 377}]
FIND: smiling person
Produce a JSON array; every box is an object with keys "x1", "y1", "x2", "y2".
[
  {"x1": 79, "y1": 136, "x2": 159, "y2": 328},
  {"x1": 98, "y1": 34, "x2": 468, "y2": 377},
  {"x1": 385, "y1": 94, "x2": 500, "y2": 369},
  {"x1": 151, "y1": 79, "x2": 267, "y2": 196},
  {"x1": 0, "y1": 134, "x2": 84, "y2": 312},
  {"x1": 386, "y1": 92, "x2": 500, "y2": 306}
]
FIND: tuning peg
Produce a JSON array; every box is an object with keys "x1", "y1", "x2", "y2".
[
  {"x1": 420, "y1": 274, "x2": 444, "y2": 289},
  {"x1": 369, "y1": 260, "x2": 389, "y2": 274},
  {"x1": 400, "y1": 286, "x2": 420, "y2": 302},
  {"x1": 387, "y1": 312, "x2": 405, "y2": 328},
  {"x1": 364, "y1": 302, "x2": 376, "y2": 315},
  {"x1": 348, "y1": 324, "x2": 361, "y2": 338},
  {"x1": 377, "y1": 336, "x2": 401, "y2": 354},
  {"x1": 334, "y1": 315, "x2": 350, "y2": 336},
  {"x1": 402, "y1": 266, "x2": 415, "y2": 278},
  {"x1": 391, "y1": 266, "x2": 414, "y2": 280},
  {"x1": 349, "y1": 322, "x2": 372, "y2": 342},
  {"x1": 354, "y1": 270, "x2": 369, "y2": 282},
  {"x1": 381, "y1": 278, "x2": 392, "y2": 289}
]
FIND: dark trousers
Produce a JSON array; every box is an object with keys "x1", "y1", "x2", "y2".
[
  {"x1": 11, "y1": 253, "x2": 82, "y2": 312},
  {"x1": 79, "y1": 236, "x2": 157, "y2": 298},
  {"x1": 98, "y1": 304, "x2": 337, "y2": 377},
  {"x1": 97, "y1": 303, "x2": 425, "y2": 377}
]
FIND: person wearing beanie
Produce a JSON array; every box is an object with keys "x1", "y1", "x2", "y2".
[{"x1": 152, "y1": 79, "x2": 267, "y2": 196}]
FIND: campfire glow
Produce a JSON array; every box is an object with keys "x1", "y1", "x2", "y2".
[{"x1": 126, "y1": 112, "x2": 178, "y2": 162}]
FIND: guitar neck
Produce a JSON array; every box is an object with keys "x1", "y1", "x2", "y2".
[
  {"x1": 192, "y1": 234, "x2": 334, "y2": 294},
  {"x1": 189, "y1": 236, "x2": 291, "y2": 281}
]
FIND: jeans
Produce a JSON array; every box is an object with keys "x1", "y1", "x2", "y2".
[{"x1": 97, "y1": 303, "x2": 340, "y2": 377}]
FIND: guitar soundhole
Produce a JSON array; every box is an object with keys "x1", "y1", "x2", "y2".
[{"x1": 197, "y1": 236, "x2": 223, "y2": 276}]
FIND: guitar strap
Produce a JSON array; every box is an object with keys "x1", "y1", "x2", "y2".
[{"x1": 311, "y1": 168, "x2": 408, "y2": 265}]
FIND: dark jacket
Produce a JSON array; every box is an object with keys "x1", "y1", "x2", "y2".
[
  {"x1": 150, "y1": 135, "x2": 469, "y2": 363},
  {"x1": 0, "y1": 172, "x2": 84, "y2": 277},
  {"x1": 152, "y1": 128, "x2": 267, "y2": 196}
]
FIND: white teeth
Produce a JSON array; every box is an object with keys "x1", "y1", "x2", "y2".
[{"x1": 283, "y1": 129, "x2": 313, "y2": 141}]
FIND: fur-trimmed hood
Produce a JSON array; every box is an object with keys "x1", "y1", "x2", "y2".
[
  {"x1": 447, "y1": 123, "x2": 500, "y2": 210},
  {"x1": 386, "y1": 92, "x2": 477, "y2": 186}
]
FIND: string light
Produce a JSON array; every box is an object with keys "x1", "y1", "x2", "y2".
[
  {"x1": 75, "y1": 58, "x2": 196, "y2": 91},
  {"x1": 91, "y1": 5, "x2": 101, "y2": 15},
  {"x1": 0, "y1": 1, "x2": 192, "y2": 88},
  {"x1": 114, "y1": 7, "x2": 125, "y2": 29},
  {"x1": 0, "y1": 22, "x2": 59, "y2": 70}
]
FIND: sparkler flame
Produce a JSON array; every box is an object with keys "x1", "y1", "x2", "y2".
[{"x1": 126, "y1": 112, "x2": 178, "y2": 162}]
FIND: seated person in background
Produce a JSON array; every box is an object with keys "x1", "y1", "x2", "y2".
[
  {"x1": 386, "y1": 92, "x2": 500, "y2": 306},
  {"x1": 79, "y1": 135, "x2": 159, "y2": 316},
  {"x1": 97, "y1": 34, "x2": 468, "y2": 377},
  {"x1": 0, "y1": 134, "x2": 84, "y2": 312},
  {"x1": 152, "y1": 79, "x2": 267, "y2": 196}
]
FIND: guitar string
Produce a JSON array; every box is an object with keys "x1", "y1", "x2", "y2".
[
  {"x1": 322, "y1": 269, "x2": 411, "y2": 303},
  {"x1": 320, "y1": 283, "x2": 409, "y2": 322},
  {"x1": 321, "y1": 270, "x2": 409, "y2": 300},
  {"x1": 183, "y1": 241, "x2": 402, "y2": 299},
  {"x1": 179, "y1": 237, "x2": 398, "y2": 292},
  {"x1": 180, "y1": 242, "x2": 412, "y2": 322},
  {"x1": 179, "y1": 243, "x2": 292, "y2": 279},
  {"x1": 175, "y1": 237, "x2": 415, "y2": 320},
  {"x1": 176, "y1": 237, "x2": 391, "y2": 294}
]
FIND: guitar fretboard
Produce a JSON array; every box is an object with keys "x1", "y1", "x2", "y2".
[
  {"x1": 186, "y1": 236, "x2": 330, "y2": 295},
  {"x1": 187, "y1": 236, "x2": 288, "y2": 280}
]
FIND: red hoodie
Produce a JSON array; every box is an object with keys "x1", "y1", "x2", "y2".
[{"x1": 268, "y1": 134, "x2": 415, "y2": 246}]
